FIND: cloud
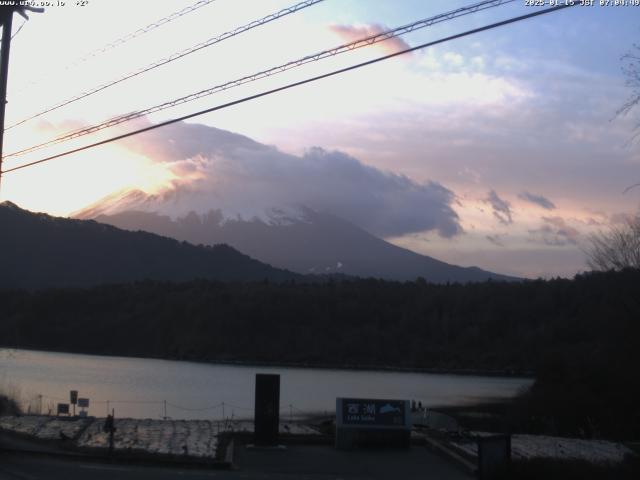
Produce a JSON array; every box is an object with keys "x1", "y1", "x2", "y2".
[
  {"x1": 328, "y1": 23, "x2": 411, "y2": 55},
  {"x1": 518, "y1": 191, "x2": 556, "y2": 210},
  {"x1": 528, "y1": 216, "x2": 581, "y2": 246},
  {"x1": 486, "y1": 234, "x2": 506, "y2": 247},
  {"x1": 443, "y1": 52, "x2": 464, "y2": 67},
  {"x1": 485, "y1": 190, "x2": 513, "y2": 225},
  {"x1": 121, "y1": 121, "x2": 462, "y2": 238},
  {"x1": 609, "y1": 212, "x2": 636, "y2": 225}
]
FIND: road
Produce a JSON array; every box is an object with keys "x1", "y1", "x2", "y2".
[{"x1": 0, "y1": 445, "x2": 471, "y2": 479}]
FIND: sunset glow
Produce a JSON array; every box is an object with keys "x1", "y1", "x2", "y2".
[{"x1": 1, "y1": 0, "x2": 638, "y2": 278}]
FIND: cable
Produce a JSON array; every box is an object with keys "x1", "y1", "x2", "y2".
[
  {"x1": 11, "y1": 18, "x2": 26, "y2": 40},
  {"x1": 3, "y1": 0, "x2": 516, "y2": 159},
  {"x1": 1, "y1": 4, "x2": 576, "y2": 175},
  {"x1": 107, "y1": 399, "x2": 164, "y2": 404},
  {"x1": 1, "y1": 3, "x2": 573, "y2": 172},
  {"x1": 5, "y1": 0, "x2": 327, "y2": 131},
  {"x1": 13, "y1": 0, "x2": 219, "y2": 95},
  {"x1": 5, "y1": 0, "x2": 511, "y2": 151},
  {"x1": 166, "y1": 402, "x2": 223, "y2": 411},
  {"x1": 74, "y1": 0, "x2": 219, "y2": 59},
  {"x1": 73, "y1": 0, "x2": 517, "y2": 135},
  {"x1": 224, "y1": 403, "x2": 253, "y2": 411}
]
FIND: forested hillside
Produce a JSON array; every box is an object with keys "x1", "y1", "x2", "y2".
[
  {"x1": 1, "y1": 269, "x2": 637, "y2": 373},
  {"x1": 0, "y1": 201, "x2": 300, "y2": 288}
]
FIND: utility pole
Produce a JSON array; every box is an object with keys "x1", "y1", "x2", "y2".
[
  {"x1": 0, "y1": 3, "x2": 43, "y2": 190},
  {"x1": 0, "y1": 6, "x2": 14, "y2": 190}
]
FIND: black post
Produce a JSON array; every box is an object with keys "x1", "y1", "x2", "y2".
[
  {"x1": 0, "y1": 7, "x2": 14, "y2": 189},
  {"x1": 254, "y1": 374, "x2": 280, "y2": 446},
  {"x1": 103, "y1": 408, "x2": 116, "y2": 456},
  {"x1": 108, "y1": 408, "x2": 115, "y2": 456}
]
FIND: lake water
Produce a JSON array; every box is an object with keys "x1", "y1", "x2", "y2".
[{"x1": 0, "y1": 348, "x2": 532, "y2": 420}]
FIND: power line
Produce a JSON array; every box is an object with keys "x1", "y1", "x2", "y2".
[
  {"x1": 12, "y1": 0, "x2": 219, "y2": 96},
  {"x1": 73, "y1": 0, "x2": 219, "y2": 59},
  {"x1": 10, "y1": 17, "x2": 26, "y2": 40},
  {"x1": 166, "y1": 402, "x2": 223, "y2": 411},
  {"x1": 3, "y1": 0, "x2": 516, "y2": 159},
  {"x1": 5, "y1": 0, "x2": 326, "y2": 131},
  {"x1": 1, "y1": 3, "x2": 577, "y2": 176}
]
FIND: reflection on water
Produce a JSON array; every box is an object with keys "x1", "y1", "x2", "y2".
[{"x1": 0, "y1": 348, "x2": 532, "y2": 420}]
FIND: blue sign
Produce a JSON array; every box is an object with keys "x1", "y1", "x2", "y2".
[{"x1": 336, "y1": 398, "x2": 410, "y2": 429}]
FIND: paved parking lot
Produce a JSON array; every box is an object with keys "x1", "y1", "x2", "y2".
[
  {"x1": 235, "y1": 444, "x2": 471, "y2": 479},
  {"x1": 0, "y1": 444, "x2": 471, "y2": 480}
]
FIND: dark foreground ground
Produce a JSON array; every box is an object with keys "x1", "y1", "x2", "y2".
[
  {"x1": 0, "y1": 426, "x2": 469, "y2": 480},
  {"x1": 0, "y1": 446, "x2": 470, "y2": 480},
  {"x1": 235, "y1": 444, "x2": 470, "y2": 479}
]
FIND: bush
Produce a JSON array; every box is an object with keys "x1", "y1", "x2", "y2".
[{"x1": 0, "y1": 393, "x2": 21, "y2": 416}]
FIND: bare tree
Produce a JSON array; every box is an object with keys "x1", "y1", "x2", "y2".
[
  {"x1": 587, "y1": 214, "x2": 640, "y2": 271},
  {"x1": 618, "y1": 43, "x2": 640, "y2": 132},
  {"x1": 586, "y1": 45, "x2": 640, "y2": 270}
]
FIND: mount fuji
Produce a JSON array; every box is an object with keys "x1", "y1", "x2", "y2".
[
  {"x1": 75, "y1": 190, "x2": 516, "y2": 283},
  {"x1": 73, "y1": 121, "x2": 517, "y2": 283}
]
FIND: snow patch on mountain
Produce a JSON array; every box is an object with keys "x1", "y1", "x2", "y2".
[{"x1": 74, "y1": 188, "x2": 312, "y2": 228}]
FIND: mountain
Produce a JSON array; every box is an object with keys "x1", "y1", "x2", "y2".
[
  {"x1": 74, "y1": 191, "x2": 517, "y2": 283},
  {"x1": 64, "y1": 121, "x2": 516, "y2": 283},
  {"x1": 0, "y1": 201, "x2": 300, "y2": 289}
]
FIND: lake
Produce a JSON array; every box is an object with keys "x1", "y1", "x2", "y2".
[{"x1": 0, "y1": 348, "x2": 532, "y2": 420}]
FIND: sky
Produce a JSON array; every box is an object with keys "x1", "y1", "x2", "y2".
[{"x1": 0, "y1": 0, "x2": 639, "y2": 278}]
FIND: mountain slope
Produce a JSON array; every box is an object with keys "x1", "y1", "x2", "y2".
[
  {"x1": 82, "y1": 203, "x2": 518, "y2": 283},
  {"x1": 69, "y1": 120, "x2": 517, "y2": 283},
  {"x1": 0, "y1": 202, "x2": 300, "y2": 289}
]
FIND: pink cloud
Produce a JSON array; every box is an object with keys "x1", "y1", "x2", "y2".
[
  {"x1": 528, "y1": 216, "x2": 581, "y2": 246},
  {"x1": 329, "y1": 24, "x2": 411, "y2": 55},
  {"x1": 609, "y1": 212, "x2": 636, "y2": 225}
]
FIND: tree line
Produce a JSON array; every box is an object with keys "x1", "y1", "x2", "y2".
[
  {"x1": 0, "y1": 269, "x2": 638, "y2": 438},
  {"x1": 0, "y1": 270, "x2": 638, "y2": 372}
]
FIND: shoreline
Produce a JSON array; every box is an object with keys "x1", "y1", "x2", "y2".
[{"x1": 0, "y1": 345, "x2": 534, "y2": 379}]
